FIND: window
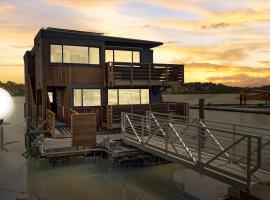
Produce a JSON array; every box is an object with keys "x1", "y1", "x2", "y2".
[
  {"x1": 105, "y1": 49, "x2": 140, "y2": 63},
  {"x1": 83, "y1": 89, "x2": 101, "y2": 106},
  {"x1": 50, "y1": 44, "x2": 100, "y2": 65},
  {"x1": 89, "y1": 47, "x2": 100, "y2": 64},
  {"x1": 73, "y1": 89, "x2": 101, "y2": 107},
  {"x1": 140, "y1": 89, "x2": 149, "y2": 104},
  {"x1": 114, "y1": 50, "x2": 132, "y2": 62},
  {"x1": 63, "y1": 45, "x2": 88, "y2": 64},
  {"x1": 133, "y1": 51, "x2": 140, "y2": 63},
  {"x1": 48, "y1": 92, "x2": 54, "y2": 103},
  {"x1": 73, "y1": 89, "x2": 82, "y2": 107},
  {"x1": 108, "y1": 89, "x2": 149, "y2": 105},
  {"x1": 50, "y1": 44, "x2": 62, "y2": 63},
  {"x1": 108, "y1": 89, "x2": 118, "y2": 105},
  {"x1": 105, "y1": 50, "x2": 113, "y2": 62},
  {"x1": 119, "y1": 89, "x2": 140, "y2": 104}
]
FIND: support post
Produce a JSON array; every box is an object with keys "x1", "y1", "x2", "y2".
[
  {"x1": 0, "y1": 119, "x2": 3, "y2": 151},
  {"x1": 199, "y1": 99, "x2": 205, "y2": 119},
  {"x1": 247, "y1": 136, "x2": 252, "y2": 187},
  {"x1": 199, "y1": 99, "x2": 205, "y2": 150}
]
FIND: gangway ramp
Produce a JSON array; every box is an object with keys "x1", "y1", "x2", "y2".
[{"x1": 121, "y1": 111, "x2": 270, "y2": 188}]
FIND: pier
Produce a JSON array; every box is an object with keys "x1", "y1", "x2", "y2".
[{"x1": 122, "y1": 111, "x2": 270, "y2": 189}]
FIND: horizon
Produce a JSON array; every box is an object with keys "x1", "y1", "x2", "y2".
[{"x1": 0, "y1": 0, "x2": 270, "y2": 87}]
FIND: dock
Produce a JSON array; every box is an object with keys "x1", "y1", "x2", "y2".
[{"x1": 190, "y1": 105, "x2": 270, "y2": 114}]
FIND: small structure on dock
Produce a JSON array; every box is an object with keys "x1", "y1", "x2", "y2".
[
  {"x1": 23, "y1": 27, "x2": 188, "y2": 153},
  {"x1": 240, "y1": 89, "x2": 270, "y2": 105}
]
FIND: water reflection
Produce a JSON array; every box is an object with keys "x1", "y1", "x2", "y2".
[{"x1": 27, "y1": 157, "x2": 226, "y2": 200}]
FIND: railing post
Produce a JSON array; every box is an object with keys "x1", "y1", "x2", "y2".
[
  {"x1": 198, "y1": 119, "x2": 202, "y2": 164},
  {"x1": 247, "y1": 136, "x2": 252, "y2": 187},
  {"x1": 131, "y1": 63, "x2": 133, "y2": 87},
  {"x1": 233, "y1": 124, "x2": 236, "y2": 160},
  {"x1": 121, "y1": 112, "x2": 124, "y2": 134},
  {"x1": 147, "y1": 111, "x2": 151, "y2": 136},
  {"x1": 141, "y1": 117, "x2": 144, "y2": 145},
  {"x1": 257, "y1": 137, "x2": 261, "y2": 169}
]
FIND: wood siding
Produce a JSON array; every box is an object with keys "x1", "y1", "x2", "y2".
[
  {"x1": 47, "y1": 66, "x2": 103, "y2": 86},
  {"x1": 71, "y1": 113, "x2": 96, "y2": 147}
]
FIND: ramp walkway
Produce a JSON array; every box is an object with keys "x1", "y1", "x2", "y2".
[{"x1": 121, "y1": 111, "x2": 270, "y2": 188}]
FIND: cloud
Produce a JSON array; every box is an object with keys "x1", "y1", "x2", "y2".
[
  {"x1": 201, "y1": 22, "x2": 230, "y2": 30},
  {"x1": 259, "y1": 61, "x2": 270, "y2": 66},
  {"x1": 44, "y1": 0, "x2": 125, "y2": 9},
  {"x1": 207, "y1": 74, "x2": 270, "y2": 87},
  {"x1": 177, "y1": 62, "x2": 270, "y2": 86}
]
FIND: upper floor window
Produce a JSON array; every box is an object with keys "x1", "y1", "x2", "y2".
[
  {"x1": 50, "y1": 44, "x2": 100, "y2": 65},
  {"x1": 63, "y1": 45, "x2": 88, "y2": 64},
  {"x1": 89, "y1": 47, "x2": 100, "y2": 65},
  {"x1": 50, "y1": 44, "x2": 62, "y2": 63},
  {"x1": 105, "y1": 49, "x2": 140, "y2": 63}
]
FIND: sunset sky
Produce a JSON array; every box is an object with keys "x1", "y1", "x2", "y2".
[{"x1": 1, "y1": 0, "x2": 270, "y2": 86}]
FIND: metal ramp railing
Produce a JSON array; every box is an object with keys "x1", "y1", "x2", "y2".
[{"x1": 121, "y1": 111, "x2": 269, "y2": 188}]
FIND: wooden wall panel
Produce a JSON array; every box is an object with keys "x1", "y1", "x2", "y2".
[
  {"x1": 71, "y1": 113, "x2": 96, "y2": 147},
  {"x1": 70, "y1": 67, "x2": 103, "y2": 84},
  {"x1": 74, "y1": 108, "x2": 101, "y2": 128},
  {"x1": 47, "y1": 65, "x2": 103, "y2": 86}
]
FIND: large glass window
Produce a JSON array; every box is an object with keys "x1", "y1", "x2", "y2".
[
  {"x1": 83, "y1": 89, "x2": 101, "y2": 106},
  {"x1": 108, "y1": 89, "x2": 149, "y2": 105},
  {"x1": 63, "y1": 45, "x2": 88, "y2": 64},
  {"x1": 133, "y1": 51, "x2": 140, "y2": 63},
  {"x1": 108, "y1": 89, "x2": 118, "y2": 105},
  {"x1": 119, "y1": 89, "x2": 140, "y2": 104},
  {"x1": 89, "y1": 47, "x2": 100, "y2": 64},
  {"x1": 105, "y1": 49, "x2": 140, "y2": 63},
  {"x1": 114, "y1": 50, "x2": 132, "y2": 62},
  {"x1": 50, "y1": 44, "x2": 100, "y2": 65},
  {"x1": 140, "y1": 89, "x2": 149, "y2": 104},
  {"x1": 50, "y1": 44, "x2": 62, "y2": 63},
  {"x1": 105, "y1": 50, "x2": 113, "y2": 62},
  {"x1": 73, "y1": 89, "x2": 101, "y2": 107},
  {"x1": 73, "y1": 89, "x2": 82, "y2": 107}
]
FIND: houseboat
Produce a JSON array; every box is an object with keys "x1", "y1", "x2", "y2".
[{"x1": 24, "y1": 27, "x2": 188, "y2": 148}]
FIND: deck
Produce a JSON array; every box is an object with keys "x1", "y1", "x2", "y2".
[{"x1": 104, "y1": 62, "x2": 184, "y2": 87}]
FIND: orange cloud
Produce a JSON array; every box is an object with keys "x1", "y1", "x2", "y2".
[
  {"x1": 180, "y1": 62, "x2": 270, "y2": 86},
  {"x1": 207, "y1": 74, "x2": 270, "y2": 87}
]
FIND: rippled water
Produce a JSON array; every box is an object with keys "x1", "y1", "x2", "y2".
[{"x1": 1, "y1": 96, "x2": 269, "y2": 200}]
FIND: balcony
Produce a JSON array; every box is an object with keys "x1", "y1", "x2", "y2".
[{"x1": 104, "y1": 62, "x2": 184, "y2": 87}]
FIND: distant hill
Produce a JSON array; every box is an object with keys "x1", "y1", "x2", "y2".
[
  {"x1": 0, "y1": 81, "x2": 25, "y2": 96},
  {"x1": 167, "y1": 82, "x2": 270, "y2": 94}
]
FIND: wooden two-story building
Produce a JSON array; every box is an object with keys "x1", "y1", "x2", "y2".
[{"x1": 24, "y1": 27, "x2": 187, "y2": 142}]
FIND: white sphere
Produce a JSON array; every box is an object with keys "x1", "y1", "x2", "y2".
[{"x1": 0, "y1": 88, "x2": 13, "y2": 119}]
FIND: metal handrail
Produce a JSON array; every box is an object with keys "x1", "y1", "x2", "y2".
[{"x1": 122, "y1": 111, "x2": 266, "y2": 188}]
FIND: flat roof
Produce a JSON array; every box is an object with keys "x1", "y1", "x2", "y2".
[{"x1": 35, "y1": 27, "x2": 163, "y2": 48}]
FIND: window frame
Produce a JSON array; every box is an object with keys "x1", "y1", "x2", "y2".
[
  {"x1": 105, "y1": 49, "x2": 141, "y2": 63},
  {"x1": 50, "y1": 44, "x2": 63, "y2": 64},
  {"x1": 108, "y1": 89, "x2": 149, "y2": 105},
  {"x1": 73, "y1": 88, "x2": 102, "y2": 107},
  {"x1": 49, "y1": 43, "x2": 101, "y2": 66}
]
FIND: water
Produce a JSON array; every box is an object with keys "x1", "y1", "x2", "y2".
[
  {"x1": 163, "y1": 93, "x2": 266, "y2": 105},
  {"x1": 1, "y1": 96, "x2": 269, "y2": 200},
  {"x1": 164, "y1": 94, "x2": 270, "y2": 129}
]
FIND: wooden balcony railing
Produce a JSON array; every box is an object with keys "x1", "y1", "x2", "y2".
[
  {"x1": 104, "y1": 62, "x2": 184, "y2": 87},
  {"x1": 102, "y1": 103, "x2": 189, "y2": 130}
]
